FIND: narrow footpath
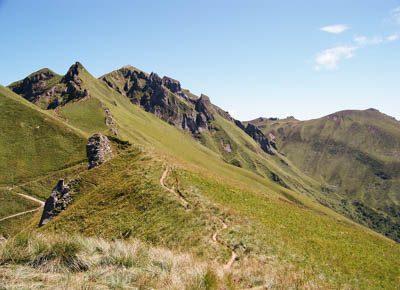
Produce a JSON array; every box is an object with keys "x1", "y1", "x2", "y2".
[{"x1": 160, "y1": 166, "x2": 238, "y2": 271}]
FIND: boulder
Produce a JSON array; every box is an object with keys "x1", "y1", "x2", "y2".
[
  {"x1": 39, "y1": 179, "x2": 72, "y2": 226},
  {"x1": 87, "y1": 133, "x2": 113, "y2": 169}
]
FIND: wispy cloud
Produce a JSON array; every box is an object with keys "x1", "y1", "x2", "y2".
[
  {"x1": 391, "y1": 6, "x2": 400, "y2": 24},
  {"x1": 320, "y1": 24, "x2": 349, "y2": 34},
  {"x1": 386, "y1": 33, "x2": 399, "y2": 41},
  {"x1": 354, "y1": 34, "x2": 399, "y2": 46},
  {"x1": 315, "y1": 7, "x2": 400, "y2": 71},
  {"x1": 354, "y1": 35, "x2": 383, "y2": 46},
  {"x1": 315, "y1": 46, "x2": 357, "y2": 70}
]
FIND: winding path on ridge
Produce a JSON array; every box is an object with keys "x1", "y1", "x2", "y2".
[
  {"x1": 159, "y1": 166, "x2": 238, "y2": 271},
  {"x1": 0, "y1": 188, "x2": 44, "y2": 223}
]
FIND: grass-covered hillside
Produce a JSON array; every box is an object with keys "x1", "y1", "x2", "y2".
[
  {"x1": 249, "y1": 110, "x2": 400, "y2": 242},
  {"x1": 0, "y1": 86, "x2": 86, "y2": 185},
  {"x1": 2, "y1": 63, "x2": 400, "y2": 288},
  {"x1": 3, "y1": 140, "x2": 400, "y2": 289}
]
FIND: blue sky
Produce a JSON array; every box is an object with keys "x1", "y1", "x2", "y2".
[{"x1": 1, "y1": 0, "x2": 399, "y2": 120}]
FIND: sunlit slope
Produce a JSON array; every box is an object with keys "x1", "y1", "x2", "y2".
[
  {"x1": 60, "y1": 66, "x2": 329, "y2": 209},
  {"x1": 0, "y1": 86, "x2": 86, "y2": 185},
  {"x1": 250, "y1": 110, "x2": 400, "y2": 241},
  {"x1": 3, "y1": 67, "x2": 400, "y2": 288},
  {"x1": 35, "y1": 144, "x2": 400, "y2": 289}
]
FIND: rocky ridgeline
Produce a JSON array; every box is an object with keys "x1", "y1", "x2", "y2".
[
  {"x1": 9, "y1": 62, "x2": 275, "y2": 155},
  {"x1": 101, "y1": 67, "x2": 216, "y2": 134},
  {"x1": 39, "y1": 179, "x2": 72, "y2": 227},
  {"x1": 87, "y1": 133, "x2": 113, "y2": 169},
  {"x1": 101, "y1": 66, "x2": 274, "y2": 154},
  {"x1": 9, "y1": 62, "x2": 89, "y2": 109}
]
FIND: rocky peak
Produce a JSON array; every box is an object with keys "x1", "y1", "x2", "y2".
[
  {"x1": 61, "y1": 62, "x2": 84, "y2": 84},
  {"x1": 56, "y1": 62, "x2": 90, "y2": 105},
  {"x1": 27, "y1": 68, "x2": 56, "y2": 83},
  {"x1": 119, "y1": 65, "x2": 147, "y2": 78},
  {"x1": 39, "y1": 179, "x2": 72, "y2": 227},
  {"x1": 9, "y1": 68, "x2": 58, "y2": 102},
  {"x1": 87, "y1": 133, "x2": 113, "y2": 169}
]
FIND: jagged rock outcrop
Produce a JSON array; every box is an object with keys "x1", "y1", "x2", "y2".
[
  {"x1": 101, "y1": 104, "x2": 118, "y2": 135},
  {"x1": 244, "y1": 123, "x2": 274, "y2": 154},
  {"x1": 39, "y1": 179, "x2": 72, "y2": 227},
  {"x1": 59, "y1": 62, "x2": 89, "y2": 103},
  {"x1": 269, "y1": 133, "x2": 277, "y2": 150},
  {"x1": 234, "y1": 120, "x2": 274, "y2": 155},
  {"x1": 87, "y1": 133, "x2": 113, "y2": 169},
  {"x1": 100, "y1": 66, "x2": 277, "y2": 155},
  {"x1": 9, "y1": 68, "x2": 60, "y2": 104},
  {"x1": 9, "y1": 62, "x2": 89, "y2": 109},
  {"x1": 101, "y1": 67, "x2": 220, "y2": 135},
  {"x1": 162, "y1": 76, "x2": 181, "y2": 93}
]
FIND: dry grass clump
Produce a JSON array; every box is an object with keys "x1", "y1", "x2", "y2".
[
  {"x1": 0, "y1": 233, "x2": 335, "y2": 289},
  {"x1": 0, "y1": 233, "x2": 221, "y2": 289}
]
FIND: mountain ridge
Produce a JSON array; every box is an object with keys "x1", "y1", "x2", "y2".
[
  {"x1": 1, "y1": 61, "x2": 400, "y2": 288},
  {"x1": 249, "y1": 108, "x2": 400, "y2": 241}
]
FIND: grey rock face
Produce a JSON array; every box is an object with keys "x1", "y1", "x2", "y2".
[
  {"x1": 9, "y1": 68, "x2": 57, "y2": 103},
  {"x1": 39, "y1": 179, "x2": 72, "y2": 227},
  {"x1": 162, "y1": 76, "x2": 181, "y2": 93},
  {"x1": 101, "y1": 67, "x2": 219, "y2": 135},
  {"x1": 244, "y1": 123, "x2": 274, "y2": 154},
  {"x1": 87, "y1": 133, "x2": 113, "y2": 169},
  {"x1": 234, "y1": 120, "x2": 274, "y2": 155},
  {"x1": 9, "y1": 62, "x2": 89, "y2": 109},
  {"x1": 100, "y1": 66, "x2": 274, "y2": 155},
  {"x1": 61, "y1": 62, "x2": 89, "y2": 104}
]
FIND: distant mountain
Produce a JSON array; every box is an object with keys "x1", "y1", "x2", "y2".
[{"x1": 248, "y1": 109, "x2": 400, "y2": 241}]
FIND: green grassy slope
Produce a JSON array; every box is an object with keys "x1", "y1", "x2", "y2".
[
  {"x1": 33, "y1": 144, "x2": 400, "y2": 289},
  {"x1": 3, "y1": 64, "x2": 400, "y2": 288},
  {"x1": 0, "y1": 190, "x2": 36, "y2": 219},
  {"x1": 0, "y1": 86, "x2": 86, "y2": 185},
  {"x1": 57, "y1": 97, "x2": 108, "y2": 135},
  {"x1": 249, "y1": 110, "x2": 400, "y2": 241}
]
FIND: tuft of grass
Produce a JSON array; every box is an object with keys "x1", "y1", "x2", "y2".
[{"x1": 0, "y1": 233, "x2": 220, "y2": 289}]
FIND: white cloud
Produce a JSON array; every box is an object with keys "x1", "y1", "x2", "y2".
[
  {"x1": 354, "y1": 35, "x2": 383, "y2": 46},
  {"x1": 320, "y1": 24, "x2": 349, "y2": 34},
  {"x1": 354, "y1": 34, "x2": 399, "y2": 46},
  {"x1": 315, "y1": 46, "x2": 357, "y2": 70},
  {"x1": 386, "y1": 33, "x2": 399, "y2": 41},
  {"x1": 391, "y1": 6, "x2": 400, "y2": 24}
]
